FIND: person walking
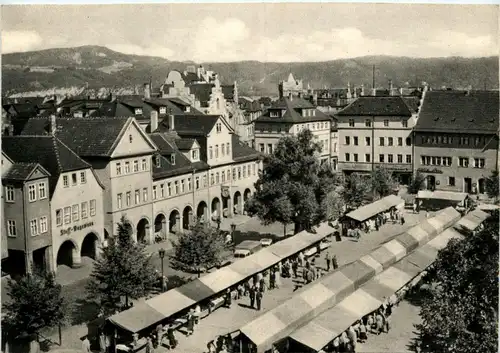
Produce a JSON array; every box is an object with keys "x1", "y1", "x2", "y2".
[
  {"x1": 256, "y1": 290, "x2": 263, "y2": 310},
  {"x1": 269, "y1": 270, "x2": 276, "y2": 290},
  {"x1": 225, "y1": 289, "x2": 232, "y2": 308},
  {"x1": 145, "y1": 337, "x2": 154, "y2": 353},
  {"x1": 167, "y1": 324, "x2": 177, "y2": 349},
  {"x1": 325, "y1": 252, "x2": 331, "y2": 271},
  {"x1": 155, "y1": 323, "x2": 163, "y2": 348},
  {"x1": 401, "y1": 215, "x2": 405, "y2": 225},
  {"x1": 347, "y1": 326, "x2": 357, "y2": 352},
  {"x1": 237, "y1": 284, "x2": 244, "y2": 299},
  {"x1": 413, "y1": 203, "x2": 417, "y2": 214},
  {"x1": 259, "y1": 277, "x2": 266, "y2": 292},
  {"x1": 292, "y1": 260, "x2": 298, "y2": 278},
  {"x1": 298, "y1": 252, "x2": 305, "y2": 267},
  {"x1": 249, "y1": 286, "x2": 256, "y2": 308},
  {"x1": 375, "y1": 311, "x2": 384, "y2": 335},
  {"x1": 332, "y1": 255, "x2": 338, "y2": 270},
  {"x1": 384, "y1": 314, "x2": 391, "y2": 333},
  {"x1": 186, "y1": 310, "x2": 195, "y2": 336},
  {"x1": 358, "y1": 321, "x2": 367, "y2": 343},
  {"x1": 82, "y1": 336, "x2": 91, "y2": 353},
  {"x1": 275, "y1": 269, "x2": 281, "y2": 289}
]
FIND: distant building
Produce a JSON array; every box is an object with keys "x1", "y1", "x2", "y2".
[
  {"x1": 413, "y1": 90, "x2": 499, "y2": 194},
  {"x1": 278, "y1": 73, "x2": 307, "y2": 99}
]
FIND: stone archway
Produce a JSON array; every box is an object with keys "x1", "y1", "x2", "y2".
[
  {"x1": 244, "y1": 189, "x2": 252, "y2": 202},
  {"x1": 197, "y1": 201, "x2": 208, "y2": 223},
  {"x1": 155, "y1": 213, "x2": 167, "y2": 239},
  {"x1": 81, "y1": 232, "x2": 99, "y2": 260},
  {"x1": 233, "y1": 191, "x2": 242, "y2": 215},
  {"x1": 183, "y1": 206, "x2": 193, "y2": 230},
  {"x1": 136, "y1": 218, "x2": 150, "y2": 244},
  {"x1": 211, "y1": 197, "x2": 221, "y2": 220},
  {"x1": 169, "y1": 209, "x2": 181, "y2": 233},
  {"x1": 57, "y1": 240, "x2": 79, "y2": 268}
]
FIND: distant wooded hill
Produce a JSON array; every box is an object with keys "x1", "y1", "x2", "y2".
[{"x1": 2, "y1": 45, "x2": 498, "y2": 96}]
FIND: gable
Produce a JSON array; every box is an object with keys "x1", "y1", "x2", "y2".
[
  {"x1": 208, "y1": 116, "x2": 232, "y2": 135},
  {"x1": 192, "y1": 140, "x2": 200, "y2": 150},
  {"x1": 111, "y1": 119, "x2": 157, "y2": 158},
  {"x1": 27, "y1": 166, "x2": 50, "y2": 181},
  {"x1": 1, "y1": 153, "x2": 13, "y2": 174}
]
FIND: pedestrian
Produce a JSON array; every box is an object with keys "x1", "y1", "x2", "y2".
[
  {"x1": 292, "y1": 260, "x2": 298, "y2": 278},
  {"x1": 358, "y1": 321, "x2": 367, "y2": 343},
  {"x1": 167, "y1": 324, "x2": 177, "y2": 349},
  {"x1": 225, "y1": 289, "x2": 232, "y2": 308},
  {"x1": 347, "y1": 326, "x2": 357, "y2": 352},
  {"x1": 145, "y1": 337, "x2": 154, "y2": 353},
  {"x1": 384, "y1": 314, "x2": 391, "y2": 333},
  {"x1": 249, "y1": 286, "x2": 256, "y2": 308},
  {"x1": 82, "y1": 336, "x2": 91, "y2": 353},
  {"x1": 98, "y1": 331, "x2": 106, "y2": 353},
  {"x1": 256, "y1": 290, "x2": 263, "y2": 310},
  {"x1": 332, "y1": 336, "x2": 340, "y2": 353},
  {"x1": 340, "y1": 332, "x2": 349, "y2": 352},
  {"x1": 307, "y1": 268, "x2": 314, "y2": 284},
  {"x1": 426, "y1": 211, "x2": 429, "y2": 218},
  {"x1": 413, "y1": 203, "x2": 417, "y2": 214},
  {"x1": 302, "y1": 267, "x2": 308, "y2": 283},
  {"x1": 332, "y1": 255, "x2": 338, "y2": 270},
  {"x1": 401, "y1": 215, "x2": 405, "y2": 225},
  {"x1": 310, "y1": 266, "x2": 317, "y2": 281},
  {"x1": 325, "y1": 251, "x2": 331, "y2": 271},
  {"x1": 270, "y1": 270, "x2": 276, "y2": 289},
  {"x1": 194, "y1": 304, "x2": 201, "y2": 324},
  {"x1": 237, "y1": 284, "x2": 244, "y2": 299},
  {"x1": 275, "y1": 269, "x2": 281, "y2": 289},
  {"x1": 259, "y1": 277, "x2": 266, "y2": 292},
  {"x1": 376, "y1": 311, "x2": 384, "y2": 335},
  {"x1": 207, "y1": 339, "x2": 217, "y2": 353},
  {"x1": 155, "y1": 323, "x2": 163, "y2": 347},
  {"x1": 186, "y1": 310, "x2": 195, "y2": 336},
  {"x1": 367, "y1": 314, "x2": 375, "y2": 333}
]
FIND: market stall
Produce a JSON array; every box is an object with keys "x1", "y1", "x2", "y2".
[
  {"x1": 454, "y1": 208, "x2": 490, "y2": 235},
  {"x1": 344, "y1": 195, "x2": 404, "y2": 225},
  {"x1": 416, "y1": 190, "x2": 471, "y2": 212}
]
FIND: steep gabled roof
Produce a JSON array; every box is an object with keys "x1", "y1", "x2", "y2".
[
  {"x1": 222, "y1": 85, "x2": 235, "y2": 101},
  {"x1": 175, "y1": 138, "x2": 197, "y2": 151},
  {"x1": 20, "y1": 116, "x2": 133, "y2": 157},
  {"x1": 2, "y1": 162, "x2": 50, "y2": 182},
  {"x1": 232, "y1": 134, "x2": 261, "y2": 162},
  {"x1": 255, "y1": 97, "x2": 331, "y2": 123},
  {"x1": 402, "y1": 96, "x2": 420, "y2": 114},
  {"x1": 2, "y1": 136, "x2": 90, "y2": 195},
  {"x1": 414, "y1": 91, "x2": 499, "y2": 134},
  {"x1": 336, "y1": 96, "x2": 412, "y2": 117},
  {"x1": 158, "y1": 114, "x2": 222, "y2": 136},
  {"x1": 182, "y1": 72, "x2": 200, "y2": 84},
  {"x1": 188, "y1": 83, "x2": 214, "y2": 107}
]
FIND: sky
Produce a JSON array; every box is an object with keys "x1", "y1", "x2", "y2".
[{"x1": 2, "y1": 3, "x2": 498, "y2": 62}]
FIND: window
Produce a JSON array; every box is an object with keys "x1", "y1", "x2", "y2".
[
  {"x1": 210, "y1": 173, "x2": 214, "y2": 185},
  {"x1": 5, "y1": 186, "x2": 14, "y2": 202},
  {"x1": 72, "y1": 204, "x2": 79, "y2": 221},
  {"x1": 216, "y1": 173, "x2": 220, "y2": 184},
  {"x1": 209, "y1": 146, "x2": 213, "y2": 159},
  {"x1": 238, "y1": 167, "x2": 242, "y2": 180},
  {"x1": 383, "y1": 120, "x2": 389, "y2": 127},
  {"x1": 365, "y1": 154, "x2": 371, "y2": 162},
  {"x1": 215, "y1": 145, "x2": 219, "y2": 158},
  {"x1": 233, "y1": 168, "x2": 237, "y2": 180},
  {"x1": 406, "y1": 155, "x2": 412, "y2": 164},
  {"x1": 181, "y1": 179, "x2": 186, "y2": 192},
  {"x1": 116, "y1": 163, "x2": 122, "y2": 175},
  {"x1": 474, "y1": 158, "x2": 485, "y2": 168},
  {"x1": 398, "y1": 137, "x2": 403, "y2": 146},
  {"x1": 30, "y1": 219, "x2": 38, "y2": 236},
  {"x1": 397, "y1": 154, "x2": 403, "y2": 163},
  {"x1": 353, "y1": 136, "x2": 358, "y2": 146},
  {"x1": 388, "y1": 137, "x2": 393, "y2": 146},
  {"x1": 143, "y1": 188, "x2": 148, "y2": 201},
  {"x1": 195, "y1": 177, "x2": 200, "y2": 190},
  {"x1": 141, "y1": 159, "x2": 147, "y2": 171},
  {"x1": 192, "y1": 149, "x2": 199, "y2": 161},
  {"x1": 203, "y1": 175, "x2": 207, "y2": 187},
  {"x1": 379, "y1": 154, "x2": 385, "y2": 163},
  {"x1": 38, "y1": 182, "x2": 47, "y2": 199},
  {"x1": 81, "y1": 201, "x2": 88, "y2": 218},
  {"x1": 388, "y1": 154, "x2": 393, "y2": 163},
  {"x1": 164, "y1": 183, "x2": 168, "y2": 197},
  {"x1": 448, "y1": 177, "x2": 455, "y2": 186},
  {"x1": 402, "y1": 120, "x2": 408, "y2": 128},
  {"x1": 72, "y1": 173, "x2": 77, "y2": 185},
  {"x1": 90, "y1": 199, "x2": 96, "y2": 216},
  {"x1": 129, "y1": 134, "x2": 133, "y2": 143},
  {"x1": 133, "y1": 160, "x2": 139, "y2": 172},
  {"x1": 344, "y1": 136, "x2": 350, "y2": 145},
  {"x1": 7, "y1": 220, "x2": 16, "y2": 237},
  {"x1": 348, "y1": 119, "x2": 355, "y2": 127},
  {"x1": 28, "y1": 185, "x2": 37, "y2": 202},
  {"x1": 379, "y1": 137, "x2": 384, "y2": 146},
  {"x1": 406, "y1": 137, "x2": 411, "y2": 146},
  {"x1": 365, "y1": 119, "x2": 371, "y2": 127},
  {"x1": 259, "y1": 144, "x2": 265, "y2": 153},
  {"x1": 459, "y1": 157, "x2": 469, "y2": 168},
  {"x1": 353, "y1": 153, "x2": 359, "y2": 162},
  {"x1": 135, "y1": 190, "x2": 140, "y2": 204},
  {"x1": 268, "y1": 144, "x2": 273, "y2": 154},
  {"x1": 63, "y1": 175, "x2": 69, "y2": 187},
  {"x1": 126, "y1": 192, "x2": 131, "y2": 206},
  {"x1": 345, "y1": 153, "x2": 350, "y2": 162},
  {"x1": 365, "y1": 137, "x2": 370, "y2": 146},
  {"x1": 159, "y1": 107, "x2": 166, "y2": 114},
  {"x1": 226, "y1": 143, "x2": 230, "y2": 156},
  {"x1": 125, "y1": 162, "x2": 131, "y2": 173},
  {"x1": 216, "y1": 122, "x2": 222, "y2": 133},
  {"x1": 243, "y1": 166, "x2": 247, "y2": 178},
  {"x1": 56, "y1": 209, "x2": 62, "y2": 226},
  {"x1": 174, "y1": 181, "x2": 179, "y2": 194},
  {"x1": 40, "y1": 216, "x2": 48, "y2": 234},
  {"x1": 222, "y1": 171, "x2": 226, "y2": 183},
  {"x1": 188, "y1": 177, "x2": 192, "y2": 191},
  {"x1": 170, "y1": 154, "x2": 175, "y2": 165}
]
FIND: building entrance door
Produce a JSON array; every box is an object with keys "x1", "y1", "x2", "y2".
[
  {"x1": 464, "y1": 178, "x2": 472, "y2": 193},
  {"x1": 478, "y1": 178, "x2": 485, "y2": 194},
  {"x1": 426, "y1": 175, "x2": 436, "y2": 191}
]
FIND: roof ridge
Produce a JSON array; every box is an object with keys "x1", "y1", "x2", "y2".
[
  {"x1": 54, "y1": 137, "x2": 91, "y2": 168},
  {"x1": 51, "y1": 136, "x2": 64, "y2": 172},
  {"x1": 106, "y1": 116, "x2": 133, "y2": 155}
]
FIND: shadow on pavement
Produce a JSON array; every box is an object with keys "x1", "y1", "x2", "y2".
[{"x1": 71, "y1": 297, "x2": 100, "y2": 326}]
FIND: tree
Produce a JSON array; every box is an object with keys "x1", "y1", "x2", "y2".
[
  {"x1": 245, "y1": 129, "x2": 338, "y2": 234},
  {"x1": 3, "y1": 271, "x2": 66, "y2": 346},
  {"x1": 322, "y1": 189, "x2": 346, "y2": 222},
  {"x1": 86, "y1": 216, "x2": 157, "y2": 314},
  {"x1": 408, "y1": 171, "x2": 425, "y2": 194},
  {"x1": 416, "y1": 215, "x2": 498, "y2": 353},
  {"x1": 341, "y1": 173, "x2": 371, "y2": 209},
  {"x1": 371, "y1": 167, "x2": 397, "y2": 199},
  {"x1": 485, "y1": 170, "x2": 499, "y2": 200},
  {"x1": 170, "y1": 220, "x2": 228, "y2": 277}
]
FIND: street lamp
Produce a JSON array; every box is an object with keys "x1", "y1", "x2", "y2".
[
  {"x1": 216, "y1": 216, "x2": 222, "y2": 230},
  {"x1": 158, "y1": 248, "x2": 166, "y2": 292}
]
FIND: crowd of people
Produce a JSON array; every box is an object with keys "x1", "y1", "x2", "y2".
[{"x1": 343, "y1": 207, "x2": 405, "y2": 240}]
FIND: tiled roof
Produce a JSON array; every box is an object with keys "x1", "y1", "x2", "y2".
[
  {"x1": 188, "y1": 84, "x2": 214, "y2": 107},
  {"x1": 222, "y1": 85, "x2": 234, "y2": 101},
  {"x1": 336, "y1": 96, "x2": 412, "y2": 117},
  {"x1": 2, "y1": 136, "x2": 90, "y2": 195},
  {"x1": 175, "y1": 138, "x2": 196, "y2": 151},
  {"x1": 159, "y1": 114, "x2": 220, "y2": 136},
  {"x1": 255, "y1": 97, "x2": 331, "y2": 124},
  {"x1": 167, "y1": 97, "x2": 190, "y2": 107},
  {"x1": 414, "y1": 91, "x2": 499, "y2": 134},
  {"x1": 2, "y1": 163, "x2": 48, "y2": 181},
  {"x1": 402, "y1": 97, "x2": 420, "y2": 114},
  {"x1": 231, "y1": 134, "x2": 261, "y2": 162},
  {"x1": 3, "y1": 97, "x2": 45, "y2": 106},
  {"x1": 182, "y1": 72, "x2": 200, "y2": 84},
  {"x1": 20, "y1": 116, "x2": 131, "y2": 157}
]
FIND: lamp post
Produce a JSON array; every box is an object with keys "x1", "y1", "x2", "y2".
[
  {"x1": 216, "y1": 216, "x2": 222, "y2": 230},
  {"x1": 158, "y1": 248, "x2": 166, "y2": 292}
]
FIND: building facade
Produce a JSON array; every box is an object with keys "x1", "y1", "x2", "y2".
[
  {"x1": 413, "y1": 90, "x2": 499, "y2": 194},
  {"x1": 336, "y1": 96, "x2": 416, "y2": 183}
]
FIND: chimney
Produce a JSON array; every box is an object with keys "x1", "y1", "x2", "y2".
[
  {"x1": 399, "y1": 87, "x2": 404, "y2": 96},
  {"x1": 168, "y1": 114, "x2": 175, "y2": 131},
  {"x1": 144, "y1": 83, "x2": 151, "y2": 100},
  {"x1": 49, "y1": 114, "x2": 57, "y2": 135},
  {"x1": 150, "y1": 110, "x2": 158, "y2": 132},
  {"x1": 361, "y1": 84, "x2": 365, "y2": 96},
  {"x1": 389, "y1": 80, "x2": 394, "y2": 96},
  {"x1": 371, "y1": 88, "x2": 377, "y2": 96}
]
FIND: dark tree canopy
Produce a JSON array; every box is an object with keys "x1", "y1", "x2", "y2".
[
  {"x1": 245, "y1": 129, "x2": 338, "y2": 234},
  {"x1": 86, "y1": 216, "x2": 157, "y2": 314},
  {"x1": 341, "y1": 173, "x2": 371, "y2": 209},
  {"x1": 485, "y1": 170, "x2": 499, "y2": 200},
  {"x1": 371, "y1": 167, "x2": 396, "y2": 199},
  {"x1": 407, "y1": 171, "x2": 426, "y2": 194},
  {"x1": 3, "y1": 271, "x2": 66, "y2": 340},
  {"x1": 417, "y1": 214, "x2": 499, "y2": 353},
  {"x1": 170, "y1": 220, "x2": 228, "y2": 277}
]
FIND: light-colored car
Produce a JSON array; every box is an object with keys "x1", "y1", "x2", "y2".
[{"x1": 260, "y1": 238, "x2": 273, "y2": 247}]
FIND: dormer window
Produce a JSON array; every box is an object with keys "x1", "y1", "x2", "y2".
[
  {"x1": 270, "y1": 111, "x2": 280, "y2": 118},
  {"x1": 155, "y1": 155, "x2": 161, "y2": 167},
  {"x1": 192, "y1": 149, "x2": 199, "y2": 161},
  {"x1": 159, "y1": 107, "x2": 167, "y2": 115},
  {"x1": 135, "y1": 108, "x2": 142, "y2": 115},
  {"x1": 74, "y1": 111, "x2": 83, "y2": 118},
  {"x1": 185, "y1": 106, "x2": 191, "y2": 113},
  {"x1": 170, "y1": 154, "x2": 176, "y2": 165}
]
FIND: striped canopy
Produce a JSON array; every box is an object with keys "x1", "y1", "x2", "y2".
[
  {"x1": 346, "y1": 195, "x2": 404, "y2": 222},
  {"x1": 455, "y1": 209, "x2": 490, "y2": 232}
]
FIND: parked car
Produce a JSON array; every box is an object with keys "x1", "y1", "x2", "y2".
[
  {"x1": 260, "y1": 238, "x2": 273, "y2": 247},
  {"x1": 233, "y1": 240, "x2": 263, "y2": 258}
]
